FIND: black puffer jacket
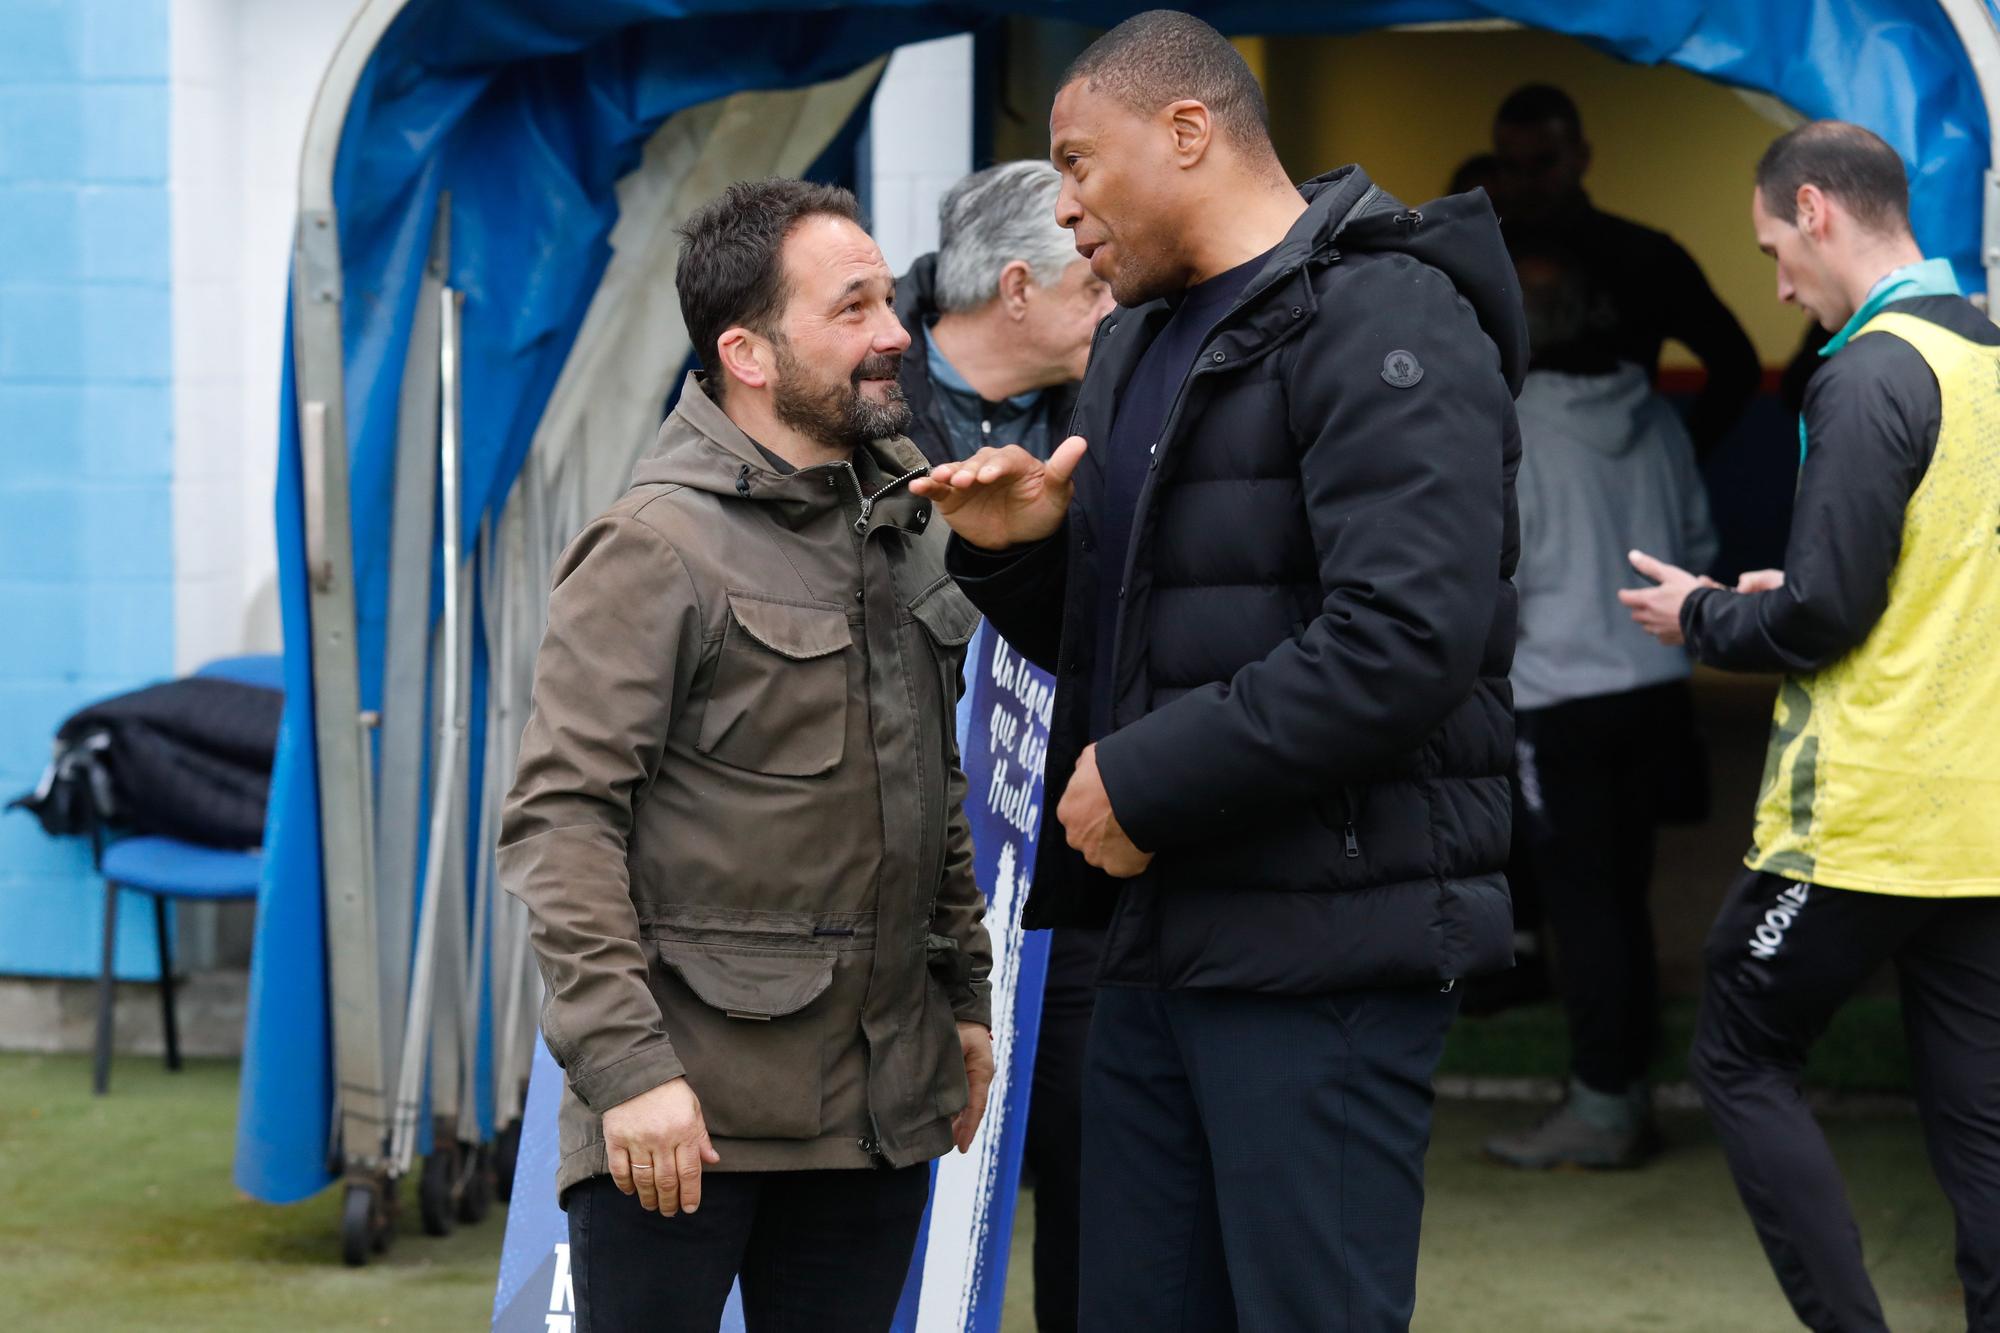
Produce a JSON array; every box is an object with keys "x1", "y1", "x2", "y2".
[{"x1": 949, "y1": 166, "x2": 1526, "y2": 993}]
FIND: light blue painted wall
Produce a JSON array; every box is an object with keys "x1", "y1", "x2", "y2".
[{"x1": 0, "y1": 0, "x2": 175, "y2": 979}]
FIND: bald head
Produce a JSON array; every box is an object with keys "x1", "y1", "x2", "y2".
[{"x1": 1061, "y1": 10, "x2": 1273, "y2": 155}]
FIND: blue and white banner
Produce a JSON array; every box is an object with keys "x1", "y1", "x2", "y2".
[{"x1": 493, "y1": 624, "x2": 1055, "y2": 1332}]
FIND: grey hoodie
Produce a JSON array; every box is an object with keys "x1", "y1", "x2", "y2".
[{"x1": 1512, "y1": 364, "x2": 1719, "y2": 711}]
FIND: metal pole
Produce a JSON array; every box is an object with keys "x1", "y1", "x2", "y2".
[
  {"x1": 1936, "y1": 0, "x2": 2000, "y2": 309},
  {"x1": 292, "y1": 0, "x2": 417, "y2": 1189},
  {"x1": 390, "y1": 284, "x2": 469, "y2": 1173},
  {"x1": 376, "y1": 195, "x2": 451, "y2": 1087}
]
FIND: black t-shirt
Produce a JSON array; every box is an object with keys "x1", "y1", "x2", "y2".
[
  {"x1": 1506, "y1": 200, "x2": 1759, "y2": 454},
  {"x1": 1088, "y1": 248, "x2": 1272, "y2": 741}
]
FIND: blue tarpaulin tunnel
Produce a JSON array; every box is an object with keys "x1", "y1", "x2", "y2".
[{"x1": 241, "y1": 0, "x2": 2000, "y2": 1222}]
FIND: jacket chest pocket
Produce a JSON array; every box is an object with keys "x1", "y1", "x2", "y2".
[
  {"x1": 697, "y1": 592, "x2": 852, "y2": 777},
  {"x1": 908, "y1": 577, "x2": 980, "y2": 689}
]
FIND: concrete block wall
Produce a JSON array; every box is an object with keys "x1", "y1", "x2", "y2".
[{"x1": 0, "y1": 0, "x2": 178, "y2": 980}]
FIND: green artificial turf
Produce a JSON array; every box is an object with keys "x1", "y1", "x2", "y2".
[
  {"x1": 3, "y1": 1033, "x2": 1959, "y2": 1333},
  {"x1": 1442, "y1": 997, "x2": 1914, "y2": 1093},
  {"x1": 0, "y1": 1054, "x2": 498, "y2": 1331}
]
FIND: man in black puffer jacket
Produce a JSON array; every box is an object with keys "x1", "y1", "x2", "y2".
[{"x1": 912, "y1": 12, "x2": 1523, "y2": 1331}]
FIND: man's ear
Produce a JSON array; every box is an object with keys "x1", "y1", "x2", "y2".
[
  {"x1": 717, "y1": 327, "x2": 770, "y2": 391},
  {"x1": 1794, "y1": 183, "x2": 1828, "y2": 241},
  {"x1": 1165, "y1": 98, "x2": 1213, "y2": 168},
  {"x1": 998, "y1": 260, "x2": 1035, "y2": 319}
]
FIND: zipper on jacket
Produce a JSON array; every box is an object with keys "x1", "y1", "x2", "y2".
[
  {"x1": 838, "y1": 462, "x2": 929, "y2": 536},
  {"x1": 1342, "y1": 784, "x2": 1362, "y2": 859}
]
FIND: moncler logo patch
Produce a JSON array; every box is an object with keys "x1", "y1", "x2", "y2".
[{"x1": 1381, "y1": 349, "x2": 1424, "y2": 388}]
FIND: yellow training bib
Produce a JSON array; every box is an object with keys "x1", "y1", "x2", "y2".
[{"x1": 1747, "y1": 310, "x2": 2000, "y2": 896}]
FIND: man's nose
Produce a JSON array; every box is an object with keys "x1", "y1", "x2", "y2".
[
  {"x1": 875, "y1": 308, "x2": 912, "y2": 354},
  {"x1": 1055, "y1": 183, "x2": 1083, "y2": 231}
]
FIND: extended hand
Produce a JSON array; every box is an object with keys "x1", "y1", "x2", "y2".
[
  {"x1": 952, "y1": 1022, "x2": 995, "y2": 1153},
  {"x1": 1616, "y1": 549, "x2": 1722, "y2": 647},
  {"x1": 601, "y1": 1076, "x2": 720, "y2": 1216},
  {"x1": 908, "y1": 437, "x2": 1087, "y2": 552},
  {"x1": 1057, "y1": 744, "x2": 1154, "y2": 879},
  {"x1": 1736, "y1": 568, "x2": 1786, "y2": 594}
]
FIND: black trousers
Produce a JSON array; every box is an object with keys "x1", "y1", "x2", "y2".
[
  {"x1": 564, "y1": 1166, "x2": 930, "y2": 1333},
  {"x1": 1691, "y1": 872, "x2": 2000, "y2": 1332},
  {"x1": 1080, "y1": 983, "x2": 1459, "y2": 1333},
  {"x1": 1516, "y1": 682, "x2": 1682, "y2": 1093},
  {"x1": 1022, "y1": 927, "x2": 1104, "y2": 1333}
]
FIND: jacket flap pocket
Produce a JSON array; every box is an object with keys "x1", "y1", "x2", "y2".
[
  {"x1": 726, "y1": 594, "x2": 851, "y2": 660},
  {"x1": 909, "y1": 579, "x2": 980, "y2": 648},
  {"x1": 655, "y1": 942, "x2": 835, "y2": 1020}
]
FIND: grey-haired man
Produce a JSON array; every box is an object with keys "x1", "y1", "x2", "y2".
[{"x1": 897, "y1": 159, "x2": 1114, "y2": 468}]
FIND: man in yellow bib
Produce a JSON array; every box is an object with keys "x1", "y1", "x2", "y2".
[{"x1": 1622, "y1": 121, "x2": 2000, "y2": 1332}]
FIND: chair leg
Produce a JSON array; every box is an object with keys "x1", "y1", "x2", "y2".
[
  {"x1": 93, "y1": 883, "x2": 120, "y2": 1096},
  {"x1": 154, "y1": 896, "x2": 181, "y2": 1073}
]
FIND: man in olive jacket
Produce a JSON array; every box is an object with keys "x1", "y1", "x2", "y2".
[{"x1": 500, "y1": 178, "x2": 994, "y2": 1333}]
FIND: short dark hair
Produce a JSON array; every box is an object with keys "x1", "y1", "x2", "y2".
[
  {"x1": 1496, "y1": 84, "x2": 1582, "y2": 139},
  {"x1": 675, "y1": 179, "x2": 863, "y2": 389},
  {"x1": 1061, "y1": 9, "x2": 1271, "y2": 151},
  {"x1": 1755, "y1": 120, "x2": 1910, "y2": 235}
]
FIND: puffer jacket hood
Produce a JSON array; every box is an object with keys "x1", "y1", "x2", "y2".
[
  {"x1": 1516, "y1": 364, "x2": 1659, "y2": 456},
  {"x1": 1297, "y1": 166, "x2": 1530, "y2": 395}
]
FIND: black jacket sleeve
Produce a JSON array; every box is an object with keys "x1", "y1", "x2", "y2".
[
  {"x1": 946, "y1": 527, "x2": 1069, "y2": 674},
  {"x1": 1658, "y1": 237, "x2": 1761, "y2": 457},
  {"x1": 1093, "y1": 256, "x2": 1512, "y2": 853},
  {"x1": 1681, "y1": 330, "x2": 1939, "y2": 673}
]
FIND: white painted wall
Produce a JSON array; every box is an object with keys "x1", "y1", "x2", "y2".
[
  {"x1": 867, "y1": 34, "x2": 976, "y2": 274},
  {"x1": 169, "y1": 0, "x2": 361, "y2": 671}
]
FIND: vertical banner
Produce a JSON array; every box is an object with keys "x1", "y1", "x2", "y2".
[{"x1": 494, "y1": 624, "x2": 1055, "y2": 1332}]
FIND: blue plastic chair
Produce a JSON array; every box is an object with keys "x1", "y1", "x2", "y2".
[{"x1": 91, "y1": 654, "x2": 281, "y2": 1095}]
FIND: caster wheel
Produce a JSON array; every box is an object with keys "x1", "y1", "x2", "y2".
[
  {"x1": 457, "y1": 1143, "x2": 495, "y2": 1225},
  {"x1": 494, "y1": 1119, "x2": 521, "y2": 1204},
  {"x1": 340, "y1": 1184, "x2": 375, "y2": 1268},
  {"x1": 419, "y1": 1147, "x2": 458, "y2": 1237}
]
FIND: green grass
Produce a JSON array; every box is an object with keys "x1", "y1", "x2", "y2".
[
  {"x1": 0, "y1": 1054, "x2": 497, "y2": 1331},
  {"x1": 1442, "y1": 997, "x2": 1914, "y2": 1092},
  {"x1": 2, "y1": 1044, "x2": 1962, "y2": 1332}
]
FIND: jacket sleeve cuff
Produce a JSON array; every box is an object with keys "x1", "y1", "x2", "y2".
[
  {"x1": 951, "y1": 982, "x2": 993, "y2": 1030},
  {"x1": 1092, "y1": 721, "x2": 1176, "y2": 854},
  {"x1": 946, "y1": 530, "x2": 1061, "y2": 584},
  {"x1": 566, "y1": 1041, "x2": 686, "y2": 1116},
  {"x1": 1680, "y1": 586, "x2": 1716, "y2": 661}
]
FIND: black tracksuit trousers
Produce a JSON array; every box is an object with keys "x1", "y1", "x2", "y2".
[
  {"x1": 1515, "y1": 682, "x2": 1680, "y2": 1094},
  {"x1": 1691, "y1": 871, "x2": 2000, "y2": 1332}
]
